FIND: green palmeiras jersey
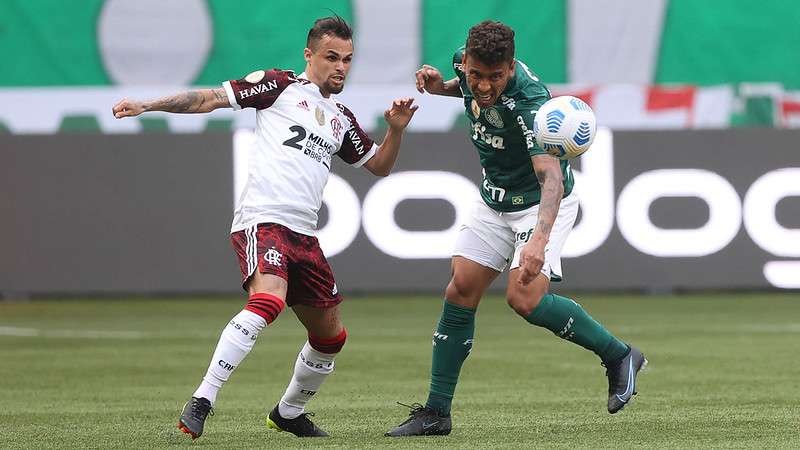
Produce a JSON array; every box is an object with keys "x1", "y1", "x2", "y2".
[{"x1": 453, "y1": 47, "x2": 574, "y2": 212}]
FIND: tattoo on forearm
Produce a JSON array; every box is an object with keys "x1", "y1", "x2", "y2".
[
  {"x1": 213, "y1": 88, "x2": 227, "y2": 103},
  {"x1": 149, "y1": 91, "x2": 204, "y2": 113},
  {"x1": 534, "y1": 166, "x2": 563, "y2": 238}
]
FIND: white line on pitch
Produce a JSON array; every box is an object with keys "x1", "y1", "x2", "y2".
[
  {"x1": 0, "y1": 326, "x2": 147, "y2": 339},
  {"x1": 616, "y1": 323, "x2": 800, "y2": 334}
]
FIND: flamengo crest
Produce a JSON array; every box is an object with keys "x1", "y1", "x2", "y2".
[{"x1": 264, "y1": 248, "x2": 282, "y2": 266}]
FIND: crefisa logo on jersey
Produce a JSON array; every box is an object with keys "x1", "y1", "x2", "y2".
[
  {"x1": 516, "y1": 115, "x2": 535, "y2": 149},
  {"x1": 330, "y1": 117, "x2": 343, "y2": 140},
  {"x1": 501, "y1": 95, "x2": 516, "y2": 111}
]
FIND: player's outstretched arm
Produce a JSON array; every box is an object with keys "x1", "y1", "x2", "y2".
[
  {"x1": 518, "y1": 155, "x2": 565, "y2": 286},
  {"x1": 415, "y1": 65, "x2": 462, "y2": 97},
  {"x1": 112, "y1": 88, "x2": 231, "y2": 118},
  {"x1": 363, "y1": 97, "x2": 419, "y2": 177}
]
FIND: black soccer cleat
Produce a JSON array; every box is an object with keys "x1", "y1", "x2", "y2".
[
  {"x1": 604, "y1": 346, "x2": 648, "y2": 414},
  {"x1": 267, "y1": 405, "x2": 329, "y2": 437},
  {"x1": 177, "y1": 396, "x2": 214, "y2": 439},
  {"x1": 385, "y1": 402, "x2": 452, "y2": 437}
]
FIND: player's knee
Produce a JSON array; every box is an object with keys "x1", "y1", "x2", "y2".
[
  {"x1": 308, "y1": 328, "x2": 347, "y2": 354},
  {"x1": 446, "y1": 275, "x2": 479, "y2": 305},
  {"x1": 244, "y1": 293, "x2": 286, "y2": 324},
  {"x1": 506, "y1": 290, "x2": 546, "y2": 317}
]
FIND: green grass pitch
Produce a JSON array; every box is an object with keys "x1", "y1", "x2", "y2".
[{"x1": 1, "y1": 293, "x2": 799, "y2": 449}]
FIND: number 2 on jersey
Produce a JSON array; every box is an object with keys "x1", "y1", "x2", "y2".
[{"x1": 283, "y1": 125, "x2": 307, "y2": 149}]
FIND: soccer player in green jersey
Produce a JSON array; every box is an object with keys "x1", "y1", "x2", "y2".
[{"x1": 386, "y1": 21, "x2": 647, "y2": 437}]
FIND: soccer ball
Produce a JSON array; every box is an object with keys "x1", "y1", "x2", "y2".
[{"x1": 533, "y1": 96, "x2": 596, "y2": 160}]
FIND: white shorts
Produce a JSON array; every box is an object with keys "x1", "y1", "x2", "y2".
[{"x1": 452, "y1": 191, "x2": 579, "y2": 281}]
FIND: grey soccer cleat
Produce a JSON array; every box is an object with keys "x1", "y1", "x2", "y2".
[
  {"x1": 177, "y1": 396, "x2": 214, "y2": 439},
  {"x1": 267, "y1": 405, "x2": 329, "y2": 437},
  {"x1": 385, "y1": 403, "x2": 452, "y2": 437},
  {"x1": 604, "y1": 346, "x2": 648, "y2": 413}
]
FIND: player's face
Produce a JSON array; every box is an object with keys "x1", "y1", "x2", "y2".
[
  {"x1": 463, "y1": 55, "x2": 515, "y2": 108},
  {"x1": 304, "y1": 35, "x2": 353, "y2": 96}
]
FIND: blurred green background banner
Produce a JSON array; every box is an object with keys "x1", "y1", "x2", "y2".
[
  {"x1": 1, "y1": 0, "x2": 798, "y2": 131},
  {"x1": 3, "y1": 0, "x2": 798, "y2": 87}
]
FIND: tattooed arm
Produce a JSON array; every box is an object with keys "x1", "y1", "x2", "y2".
[
  {"x1": 530, "y1": 154, "x2": 564, "y2": 242},
  {"x1": 112, "y1": 88, "x2": 231, "y2": 118},
  {"x1": 517, "y1": 154, "x2": 564, "y2": 285}
]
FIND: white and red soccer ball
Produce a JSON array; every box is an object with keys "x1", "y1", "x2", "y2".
[{"x1": 533, "y1": 95, "x2": 597, "y2": 160}]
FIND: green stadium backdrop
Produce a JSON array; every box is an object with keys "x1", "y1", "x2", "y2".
[{"x1": 1, "y1": 0, "x2": 798, "y2": 295}]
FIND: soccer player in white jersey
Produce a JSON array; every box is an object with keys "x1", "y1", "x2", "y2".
[{"x1": 112, "y1": 16, "x2": 418, "y2": 439}]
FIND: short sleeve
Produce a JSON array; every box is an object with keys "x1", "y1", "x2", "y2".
[
  {"x1": 222, "y1": 69, "x2": 297, "y2": 110},
  {"x1": 516, "y1": 95, "x2": 551, "y2": 157},
  {"x1": 335, "y1": 103, "x2": 377, "y2": 167}
]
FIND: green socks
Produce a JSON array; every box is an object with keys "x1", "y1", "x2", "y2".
[
  {"x1": 426, "y1": 301, "x2": 475, "y2": 417},
  {"x1": 525, "y1": 293, "x2": 628, "y2": 362},
  {"x1": 424, "y1": 295, "x2": 625, "y2": 416}
]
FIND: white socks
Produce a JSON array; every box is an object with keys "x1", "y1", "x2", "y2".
[
  {"x1": 191, "y1": 310, "x2": 340, "y2": 416},
  {"x1": 278, "y1": 341, "x2": 337, "y2": 419},
  {"x1": 193, "y1": 309, "x2": 267, "y2": 405}
]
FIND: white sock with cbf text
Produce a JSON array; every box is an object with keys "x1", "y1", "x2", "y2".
[
  {"x1": 193, "y1": 309, "x2": 267, "y2": 404},
  {"x1": 278, "y1": 340, "x2": 340, "y2": 419}
]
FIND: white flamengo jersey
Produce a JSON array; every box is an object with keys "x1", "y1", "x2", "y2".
[{"x1": 223, "y1": 69, "x2": 377, "y2": 235}]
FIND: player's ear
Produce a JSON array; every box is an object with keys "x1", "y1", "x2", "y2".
[
  {"x1": 303, "y1": 47, "x2": 313, "y2": 64},
  {"x1": 509, "y1": 59, "x2": 516, "y2": 73}
]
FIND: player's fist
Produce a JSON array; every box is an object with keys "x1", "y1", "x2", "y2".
[
  {"x1": 518, "y1": 240, "x2": 545, "y2": 286},
  {"x1": 415, "y1": 65, "x2": 444, "y2": 94},
  {"x1": 384, "y1": 97, "x2": 419, "y2": 131},
  {"x1": 112, "y1": 98, "x2": 146, "y2": 119}
]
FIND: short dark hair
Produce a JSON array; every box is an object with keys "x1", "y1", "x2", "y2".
[
  {"x1": 307, "y1": 16, "x2": 353, "y2": 49},
  {"x1": 465, "y1": 21, "x2": 515, "y2": 65}
]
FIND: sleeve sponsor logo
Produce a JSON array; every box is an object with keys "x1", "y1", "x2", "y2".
[
  {"x1": 347, "y1": 128, "x2": 365, "y2": 155},
  {"x1": 516, "y1": 115, "x2": 535, "y2": 149},
  {"x1": 239, "y1": 79, "x2": 279, "y2": 100}
]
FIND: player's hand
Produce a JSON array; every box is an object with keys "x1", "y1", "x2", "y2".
[
  {"x1": 112, "y1": 98, "x2": 146, "y2": 119},
  {"x1": 518, "y1": 239, "x2": 546, "y2": 286},
  {"x1": 415, "y1": 65, "x2": 444, "y2": 94},
  {"x1": 384, "y1": 97, "x2": 419, "y2": 131}
]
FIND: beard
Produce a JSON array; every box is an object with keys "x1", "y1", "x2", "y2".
[{"x1": 324, "y1": 80, "x2": 345, "y2": 94}]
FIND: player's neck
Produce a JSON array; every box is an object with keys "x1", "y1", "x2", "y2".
[{"x1": 304, "y1": 68, "x2": 332, "y2": 98}]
